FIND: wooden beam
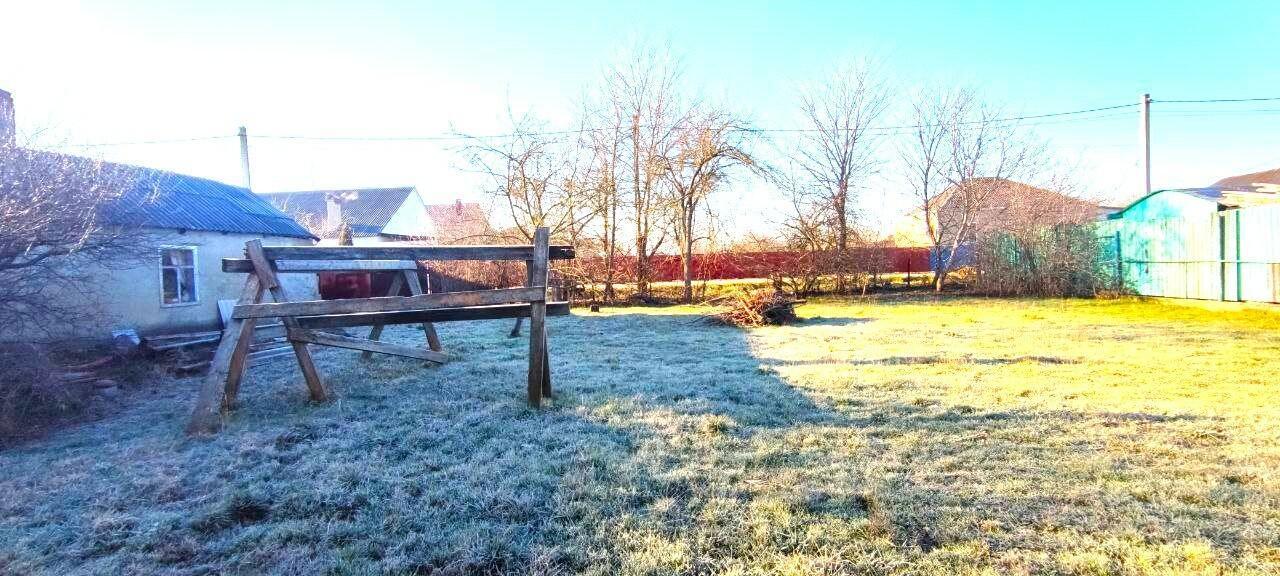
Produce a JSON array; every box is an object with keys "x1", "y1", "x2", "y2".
[
  {"x1": 259, "y1": 244, "x2": 575, "y2": 262},
  {"x1": 290, "y1": 329, "x2": 449, "y2": 363},
  {"x1": 362, "y1": 273, "x2": 406, "y2": 360},
  {"x1": 233, "y1": 286, "x2": 545, "y2": 319},
  {"x1": 402, "y1": 270, "x2": 443, "y2": 352},
  {"x1": 246, "y1": 240, "x2": 328, "y2": 403},
  {"x1": 186, "y1": 275, "x2": 263, "y2": 435},
  {"x1": 223, "y1": 258, "x2": 418, "y2": 273},
  {"x1": 294, "y1": 302, "x2": 570, "y2": 329},
  {"x1": 527, "y1": 227, "x2": 550, "y2": 407}
]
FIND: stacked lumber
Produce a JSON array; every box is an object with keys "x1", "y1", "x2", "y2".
[{"x1": 142, "y1": 323, "x2": 293, "y2": 374}]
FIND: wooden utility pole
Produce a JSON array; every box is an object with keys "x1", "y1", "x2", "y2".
[
  {"x1": 1139, "y1": 93, "x2": 1151, "y2": 195},
  {"x1": 238, "y1": 126, "x2": 253, "y2": 190}
]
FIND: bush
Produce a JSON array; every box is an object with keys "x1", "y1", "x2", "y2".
[
  {"x1": 970, "y1": 224, "x2": 1121, "y2": 297},
  {"x1": 0, "y1": 343, "x2": 93, "y2": 442}
]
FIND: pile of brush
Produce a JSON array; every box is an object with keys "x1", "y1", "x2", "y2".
[{"x1": 707, "y1": 289, "x2": 803, "y2": 327}]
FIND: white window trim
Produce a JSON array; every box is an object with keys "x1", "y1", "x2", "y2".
[{"x1": 159, "y1": 245, "x2": 200, "y2": 308}]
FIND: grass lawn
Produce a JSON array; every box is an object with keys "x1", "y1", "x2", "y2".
[{"x1": 1, "y1": 295, "x2": 1278, "y2": 575}]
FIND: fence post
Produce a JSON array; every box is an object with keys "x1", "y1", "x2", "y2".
[{"x1": 1113, "y1": 232, "x2": 1123, "y2": 291}]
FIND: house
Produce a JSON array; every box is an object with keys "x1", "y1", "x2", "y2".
[
  {"x1": 1211, "y1": 167, "x2": 1280, "y2": 191},
  {"x1": 0, "y1": 89, "x2": 317, "y2": 340},
  {"x1": 263, "y1": 187, "x2": 492, "y2": 244},
  {"x1": 1101, "y1": 184, "x2": 1280, "y2": 303},
  {"x1": 890, "y1": 178, "x2": 1107, "y2": 249}
]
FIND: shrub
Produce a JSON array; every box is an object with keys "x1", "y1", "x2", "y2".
[
  {"x1": 970, "y1": 224, "x2": 1122, "y2": 297},
  {"x1": 0, "y1": 343, "x2": 94, "y2": 442}
]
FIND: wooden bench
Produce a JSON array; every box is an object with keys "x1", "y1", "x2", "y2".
[{"x1": 186, "y1": 227, "x2": 572, "y2": 434}]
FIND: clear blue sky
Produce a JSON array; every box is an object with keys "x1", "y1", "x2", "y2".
[{"x1": 5, "y1": 0, "x2": 1278, "y2": 234}]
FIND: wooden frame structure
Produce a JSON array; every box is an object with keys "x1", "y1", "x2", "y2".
[{"x1": 186, "y1": 227, "x2": 572, "y2": 434}]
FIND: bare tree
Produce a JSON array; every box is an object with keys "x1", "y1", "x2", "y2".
[
  {"x1": 660, "y1": 108, "x2": 758, "y2": 302},
  {"x1": 460, "y1": 109, "x2": 584, "y2": 244},
  {"x1": 604, "y1": 44, "x2": 686, "y2": 300},
  {"x1": 791, "y1": 61, "x2": 890, "y2": 293},
  {"x1": 0, "y1": 145, "x2": 154, "y2": 340},
  {"x1": 578, "y1": 97, "x2": 627, "y2": 302},
  {"x1": 461, "y1": 109, "x2": 594, "y2": 336},
  {"x1": 901, "y1": 87, "x2": 958, "y2": 291},
  {"x1": 902, "y1": 88, "x2": 1044, "y2": 290}
]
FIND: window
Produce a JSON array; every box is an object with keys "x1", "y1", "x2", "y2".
[{"x1": 160, "y1": 247, "x2": 198, "y2": 306}]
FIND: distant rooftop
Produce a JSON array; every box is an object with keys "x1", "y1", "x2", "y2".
[
  {"x1": 263, "y1": 187, "x2": 414, "y2": 236},
  {"x1": 1212, "y1": 167, "x2": 1280, "y2": 190}
]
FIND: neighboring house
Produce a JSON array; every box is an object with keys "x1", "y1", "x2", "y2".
[
  {"x1": 1211, "y1": 167, "x2": 1280, "y2": 191},
  {"x1": 263, "y1": 187, "x2": 492, "y2": 245},
  {"x1": 1, "y1": 89, "x2": 317, "y2": 340},
  {"x1": 1101, "y1": 185, "x2": 1280, "y2": 303},
  {"x1": 891, "y1": 177, "x2": 1107, "y2": 249}
]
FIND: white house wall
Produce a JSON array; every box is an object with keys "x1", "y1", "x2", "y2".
[
  {"x1": 380, "y1": 191, "x2": 436, "y2": 239},
  {"x1": 29, "y1": 229, "x2": 317, "y2": 341}
]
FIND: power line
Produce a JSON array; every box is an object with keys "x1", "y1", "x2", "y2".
[
  {"x1": 253, "y1": 102, "x2": 1141, "y2": 142},
  {"x1": 63, "y1": 135, "x2": 235, "y2": 148},
  {"x1": 1152, "y1": 96, "x2": 1280, "y2": 104},
  {"x1": 252, "y1": 129, "x2": 591, "y2": 142},
  {"x1": 56, "y1": 95, "x2": 1280, "y2": 147}
]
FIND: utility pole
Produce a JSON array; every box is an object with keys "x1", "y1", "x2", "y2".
[
  {"x1": 1139, "y1": 93, "x2": 1151, "y2": 195},
  {"x1": 238, "y1": 126, "x2": 253, "y2": 190}
]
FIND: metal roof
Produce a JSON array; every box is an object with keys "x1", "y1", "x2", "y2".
[
  {"x1": 26, "y1": 150, "x2": 315, "y2": 239},
  {"x1": 1109, "y1": 187, "x2": 1280, "y2": 219}
]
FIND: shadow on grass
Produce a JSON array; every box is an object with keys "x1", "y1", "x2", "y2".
[
  {"x1": 759, "y1": 354, "x2": 1081, "y2": 367},
  {"x1": 798, "y1": 316, "x2": 874, "y2": 327}
]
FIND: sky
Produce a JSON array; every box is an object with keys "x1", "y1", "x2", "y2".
[{"x1": 3, "y1": 0, "x2": 1278, "y2": 237}]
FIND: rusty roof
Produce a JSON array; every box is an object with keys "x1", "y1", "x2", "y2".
[{"x1": 1212, "y1": 167, "x2": 1280, "y2": 189}]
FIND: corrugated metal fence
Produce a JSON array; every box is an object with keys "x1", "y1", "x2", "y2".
[{"x1": 1101, "y1": 204, "x2": 1280, "y2": 303}]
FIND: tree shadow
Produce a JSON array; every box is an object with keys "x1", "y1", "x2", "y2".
[
  {"x1": 758, "y1": 354, "x2": 1081, "y2": 367},
  {"x1": 798, "y1": 316, "x2": 874, "y2": 327}
]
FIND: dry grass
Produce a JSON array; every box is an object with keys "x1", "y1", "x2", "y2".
[{"x1": 0, "y1": 295, "x2": 1277, "y2": 575}]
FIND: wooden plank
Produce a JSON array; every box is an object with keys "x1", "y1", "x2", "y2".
[
  {"x1": 233, "y1": 286, "x2": 545, "y2": 319},
  {"x1": 362, "y1": 273, "x2": 406, "y2": 360},
  {"x1": 247, "y1": 240, "x2": 328, "y2": 403},
  {"x1": 223, "y1": 258, "x2": 419, "y2": 273},
  {"x1": 186, "y1": 275, "x2": 263, "y2": 435},
  {"x1": 290, "y1": 329, "x2": 449, "y2": 363},
  {"x1": 527, "y1": 227, "x2": 550, "y2": 407},
  {"x1": 259, "y1": 244, "x2": 575, "y2": 262},
  {"x1": 146, "y1": 335, "x2": 221, "y2": 351},
  {"x1": 295, "y1": 302, "x2": 570, "y2": 328},
  {"x1": 248, "y1": 347, "x2": 294, "y2": 364},
  {"x1": 402, "y1": 270, "x2": 443, "y2": 352}
]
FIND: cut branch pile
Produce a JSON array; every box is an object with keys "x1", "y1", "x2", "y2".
[{"x1": 706, "y1": 290, "x2": 803, "y2": 327}]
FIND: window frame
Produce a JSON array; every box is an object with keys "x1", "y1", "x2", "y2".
[{"x1": 159, "y1": 245, "x2": 200, "y2": 308}]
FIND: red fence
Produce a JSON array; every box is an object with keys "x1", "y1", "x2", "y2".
[
  {"x1": 577, "y1": 248, "x2": 932, "y2": 282},
  {"x1": 318, "y1": 248, "x2": 934, "y2": 299}
]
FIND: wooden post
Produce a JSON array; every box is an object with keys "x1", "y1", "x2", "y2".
[
  {"x1": 527, "y1": 228, "x2": 549, "y2": 406},
  {"x1": 402, "y1": 269, "x2": 443, "y2": 352},
  {"x1": 362, "y1": 273, "x2": 405, "y2": 360},
  {"x1": 246, "y1": 240, "x2": 328, "y2": 403},
  {"x1": 186, "y1": 274, "x2": 263, "y2": 435}
]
